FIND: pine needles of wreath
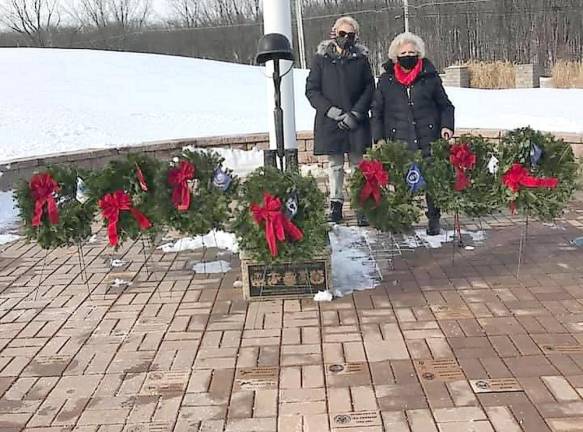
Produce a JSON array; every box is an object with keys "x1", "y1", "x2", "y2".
[
  {"x1": 233, "y1": 166, "x2": 328, "y2": 264},
  {"x1": 155, "y1": 149, "x2": 238, "y2": 237},
  {"x1": 424, "y1": 135, "x2": 504, "y2": 218},
  {"x1": 15, "y1": 165, "x2": 97, "y2": 249},
  {"x1": 349, "y1": 141, "x2": 424, "y2": 233},
  {"x1": 87, "y1": 153, "x2": 160, "y2": 247},
  {"x1": 499, "y1": 127, "x2": 580, "y2": 221}
]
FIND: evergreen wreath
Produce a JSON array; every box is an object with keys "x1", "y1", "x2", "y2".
[
  {"x1": 15, "y1": 165, "x2": 97, "y2": 249},
  {"x1": 87, "y1": 153, "x2": 160, "y2": 247},
  {"x1": 349, "y1": 141, "x2": 424, "y2": 233},
  {"x1": 424, "y1": 135, "x2": 504, "y2": 218},
  {"x1": 498, "y1": 127, "x2": 580, "y2": 221},
  {"x1": 154, "y1": 149, "x2": 238, "y2": 237},
  {"x1": 233, "y1": 166, "x2": 328, "y2": 264}
]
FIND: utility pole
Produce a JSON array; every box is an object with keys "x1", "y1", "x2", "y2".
[
  {"x1": 403, "y1": 0, "x2": 410, "y2": 32},
  {"x1": 295, "y1": 0, "x2": 307, "y2": 69}
]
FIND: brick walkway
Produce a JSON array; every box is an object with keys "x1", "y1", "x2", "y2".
[{"x1": 1, "y1": 201, "x2": 583, "y2": 431}]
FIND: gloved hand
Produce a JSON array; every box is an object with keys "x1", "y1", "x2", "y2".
[
  {"x1": 326, "y1": 106, "x2": 345, "y2": 121},
  {"x1": 338, "y1": 113, "x2": 358, "y2": 131}
]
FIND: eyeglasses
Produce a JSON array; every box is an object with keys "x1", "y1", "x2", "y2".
[{"x1": 337, "y1": 31, "x2": 356, "y2": 39}]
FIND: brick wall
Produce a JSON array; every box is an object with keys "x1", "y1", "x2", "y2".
[{"x1": 2, "y1": 129, "x2": 582, "y2": 191}]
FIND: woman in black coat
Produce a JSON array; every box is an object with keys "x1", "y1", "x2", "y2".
[
  {"x1": 306, "y1": 16, "x2": 375, "y2": 224},
  {"x1": 371, "y1": 32, "x2": 455, "y2": 235}
]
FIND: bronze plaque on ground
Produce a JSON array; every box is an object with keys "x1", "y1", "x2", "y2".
[
  {"x1": 140, "y1": 371, "x2": 189, "y2": 395},
  {"x1": 124, "y1": 423, "x2": 173, "y2": 432},
  {"x1": 470, "y1": 378, "x2": 523, "y2": 393},
  {"x1": 234, "y1": 367, "x2": 278, "y2": 390},
  {"x1": 240, "y1": 249, "x2": 332, "y2": 300},
  {"x1": 431, "y1": 304, "x2": 474, "y2": 320},
  {"x1": 331, "y1": 411, "x2": 382, "y2": 428},
  {"x1": 326, "y1": 363, "x2": 367, "y2": 376},
  {"x1": 540, "y1": 344, "x2": 583, "y2": 354},
  {"x1": 415, "y1": 359, "x2": 465, "y2": 382}
]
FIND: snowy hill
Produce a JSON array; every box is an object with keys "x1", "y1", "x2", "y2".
[{"x1": 1, "y1": 48, "x2": 583, "y2": 163}]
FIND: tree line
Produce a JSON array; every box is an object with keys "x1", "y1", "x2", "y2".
[{"x1": 1, "y1": 0, "x2": 582, "y2": 73}]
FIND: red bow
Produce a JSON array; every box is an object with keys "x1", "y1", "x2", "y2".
[
  {"x1": 135, "y1": 163, "x2": 148, "y2": 192},
  {"x1": 502, "y1": 163, "x2": 559, "y2": 214},
  {"x1": 250, "y1": 192, "x2": 303, "y2": 257},
  {"x1": 449, "y1": 143, "x2": 476, "y2": 191},
  {"x1": 168, "y1": 161, "x2": 195, "y2": 211},
  {"x1": 99, "y1": 190, "x2": 152, "y2": 246},
  {"x1": 30, "y1": 173, "x2": 60, "y2": 227},
  {"x1": 358, "y1": 160, "x2": 389, "y2": 206}
]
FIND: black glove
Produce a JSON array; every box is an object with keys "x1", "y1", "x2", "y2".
[
  {"x1": 326, "y1": 106, "x2": 344, "y2": 121},
  {"x1": 338, "y1": 113, "x2": 358, "y2": 131}
]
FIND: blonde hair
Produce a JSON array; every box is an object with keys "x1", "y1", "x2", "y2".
[
  {"x1": 388, "y1": 32, "x2": 426, "y2": 61},
  {"x1": 332, "y1": 16, "x2": 360, "y2": 34}
]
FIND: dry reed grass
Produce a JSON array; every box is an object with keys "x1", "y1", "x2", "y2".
[
  {"x1": 552, "y1": 61, "x2": 583, "y2": 88},
  {"x1": 463, "y1": 61, "x2": 515, "y2": 89}
]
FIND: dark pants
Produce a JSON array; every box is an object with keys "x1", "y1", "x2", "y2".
[
  {"x1": 426, "y1": 193, "x2": 441, "y2": 220},
  {"x1": 423, "y1": 153, "x2": 441, "y2": 221}
]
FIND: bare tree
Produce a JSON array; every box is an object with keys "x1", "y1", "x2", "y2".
[
  {"x1": 1, "y1": 0, "x2": 60, "y2": 46},
  {"x1": 74, "y1": 0, "x2": 150, "y2": 30},
  {"x1": 168, "y1": 0, "x2": 199, "y2": 27},
  {"x1": 109, "y1": 0, "x2": 150, "y2": 29}
]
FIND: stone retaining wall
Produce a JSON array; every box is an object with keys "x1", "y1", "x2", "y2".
[{"x1": 2, "y1": 129, "x2": 582, "y2": 191}]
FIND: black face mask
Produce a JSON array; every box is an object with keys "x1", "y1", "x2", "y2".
[
  {"x1": 397, "y1": 55, "x2": 419, "y2": 70},
  {"x1": 335, "y1": 36, "x2": 354, "y2": 50}
]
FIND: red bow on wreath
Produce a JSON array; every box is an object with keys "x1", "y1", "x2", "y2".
[
  {"x1": 449, "y1": 143, "x2": 476, "y2": 191},
  {"x1": 358, "y1": 160, "x2": 389, "y2": 206},
  {"x1": 168, "y1": 161, "x2": 195, "y2": 212},
  {"x1": 502, "y1": 163, "x2": 559, "y2": 214},
  {"x1": 251, "y1": 192, "x2": 303, "y2": 257},
  {"x1": 135, "y1": 163, "x2": 149, "y2": 192},
  {"x1": 99, "y1": 190, "x2": 152, "y2": 246},
  {"x1": 30, "y1": 173, "x2": 60, "y2": 227}
]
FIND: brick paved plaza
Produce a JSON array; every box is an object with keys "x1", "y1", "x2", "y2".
[{"x1": 1, "y1": 196, "x2": 583, "y2": 431}]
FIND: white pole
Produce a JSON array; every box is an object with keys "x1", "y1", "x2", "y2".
[
  {"x1": 263, "y1": 0, "x2": 298, "y2": 150},
  {"x1": 403, "y1": 0, "x2": 410, "y2": 32},
  {"x1": 295, "y1": 0, "x2": 307, "y2": 69}
]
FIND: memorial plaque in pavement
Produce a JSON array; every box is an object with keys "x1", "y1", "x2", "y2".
[
  {"x1": 331, "y1": 411, "x2": 382, "y2": 428},
  {"x1": 470, "y1": 378, "x2": 523, "y2": 393},
  {"x1": 540, "y1": 344, "x2": 583, "y2": 354},
  {"x1": 415, "y1": 359, "x2": 465, "y2": 382},
  {"x1": 124, "y1": 423, "x2": 174, "y2": 432},
  {"x1": 234, "y1": 367, "x2": 278, "y2": 390},
  {"x1": 430, "y1": 304, "x2": 474, "y2": 320},
  {"x1": 326, "y1": 363, "x2": 367, "y2": 376},
  {"x1": 23, "y1": 355, "x2": 73, "y2": 376},
  {"x1": 140, "y1": 371, "x2": 189, "y2": 395}
]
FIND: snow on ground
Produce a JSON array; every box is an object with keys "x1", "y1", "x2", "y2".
[
  {"x1": 158, "y1": 230, "x2": 238, "y2": 253},
  {"x1": 329, "y1": 225, "x2": 381, "y2": 297},
  {"x1": 402, "y1": 228, "x2": 487, "y2": 249},
  {"x1": 2, "y1": 48, "x2": 583, "y2": 164},
  {"x1": 192, "y1": 260, "x2": 232, "y2": 274},
  {"x1": 184, "y1": 146, "x2": 264, "y2": 178},
  {"x1": 0, "y1": 191, "x2": 20, "y2": 243}
]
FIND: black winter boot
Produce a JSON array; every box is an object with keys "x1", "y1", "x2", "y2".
[
  {"x1": 356, "y1": 212, "x2": 369, "y2": 227},
  {"x1": 426, "y1": 217, "x2": 441, "y2": 236},
  {"x1": 425, "y1": 193, "x2": 441, "y2": 236},
  {"x1": 328, "y1": 201, "x2": 343, "y2": 223}
]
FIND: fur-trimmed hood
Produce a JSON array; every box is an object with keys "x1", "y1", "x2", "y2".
[{"x1": 316, "y1": 39, "x2": 369, "y2": 59}]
